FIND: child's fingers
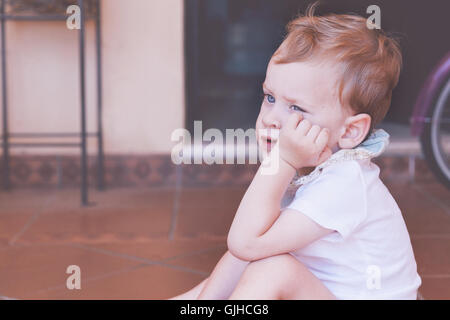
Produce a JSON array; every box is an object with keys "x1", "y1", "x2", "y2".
[
  {"x1": 296, "y1": 119, "x2": 312, "y2": 136},
  {"x1": 315, "y1": 128, "x2": 330, "y2": 149},
  {"x1": 285, "y1": 112, "x2": 303, "y2": 131},
  {"x1": 306, "y1": 124, "x2": 321, "y2": 141}
]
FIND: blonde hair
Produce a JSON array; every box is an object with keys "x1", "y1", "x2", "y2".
[{"x1": 272, "y1": 2, "x2": 403, "y2": 133}]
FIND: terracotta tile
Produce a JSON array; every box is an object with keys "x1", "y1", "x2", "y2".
[
  {"x1": 411, "y1": 237, "x2": 450, "y2": 275},
  {"x1": 175, "y1": 207, "x2": 232, "y2": 238},
  {"x1": 0, "y1": 244, "x2": 139, "y2": 299},
  {"x1": 165, "y1": 244, "x2": 227, "y2": 274},
  {"x1": 0, "y1": 190, "x2": 62, "y2": 246},
  {"x1": 0, "y1": 189, "x2": 59, "y2": 209},
  {"x1": 414, "y1": 160, "x2": 438, "y2": 183},
  {"x1": 0, "y1": 209, "x2": 36, "y2": 245},
  {"x1": 178, "y1": 186, "x2": 245, "y2": 207},
  {"x1": 403, "y1": 207, "x2": 450, "y2": 235},
  {"x1": 175, "y1": 186, "x2": 245, "y2": 238},
  {"x1": 1, "y1": 180, "x2": 449, "y2": 300},
  {"x1": 17, "y1": 206, "x2": 171, "y2": 243},
  {"x1": 418, "y1": 277, "x2": 450, "y2": 300},
  {"x1": 415, "y1": 182, "x2": 450, "y2": 210},
  {"x1": 14, "y1": 188, "x2": 175, "y2": 244},
  {"x1": 386, "y1": 183, "x2": 450, "y2": 235},
  {"x1": 88, "y1": 187, "x2": 176, "y2": 209},
  {"x1": 30, "y1": 264, "x2": 206, "y2": 300},
  {"x1": 81, "y1": 238, "x2": 227, "y2": 263}
]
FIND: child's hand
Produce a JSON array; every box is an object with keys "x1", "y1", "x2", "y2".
[{"x1": 278, "y1": 113, "x2": 332, "y2": 170}]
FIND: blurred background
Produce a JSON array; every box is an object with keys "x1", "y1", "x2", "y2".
[{"x1": 0, "y1": 0, "x2": 449, "y2": 299}]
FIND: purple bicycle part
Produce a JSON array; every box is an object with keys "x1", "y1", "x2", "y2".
[{"x1": 410, "y1": 51, "x2": 450, "y2": 137}]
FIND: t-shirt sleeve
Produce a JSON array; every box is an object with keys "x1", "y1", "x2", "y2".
[{"x1": 285, "y1": 160, "x2": 367, "y2": 239}]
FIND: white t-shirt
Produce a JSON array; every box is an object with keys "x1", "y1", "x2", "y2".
[{"x1": 281, "y1": 159, "x2": 422, "y2": 300}]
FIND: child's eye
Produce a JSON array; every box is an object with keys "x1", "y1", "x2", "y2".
[
  {"x1": 265, "y1": 94, "x2": 275, "y2": 104},
  {"x1": 290, "y1": 105, "x2": 305, "y2": 112}
]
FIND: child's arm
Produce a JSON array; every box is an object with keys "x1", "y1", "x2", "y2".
[{"x1": 227, "y1": 114, "x2": 333, "y2": 261}]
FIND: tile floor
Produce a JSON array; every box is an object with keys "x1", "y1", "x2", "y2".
[{"x1": 0, "y1": 176, "x2": 449, "y2": 299}]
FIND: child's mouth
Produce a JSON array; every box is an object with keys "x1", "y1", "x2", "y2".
[
  {"x1": 258, "y1": 129, "x2": 279, "y2": 152},
  {"x1": 261, "y1": 136, "x2": 277, "y2": 151}
]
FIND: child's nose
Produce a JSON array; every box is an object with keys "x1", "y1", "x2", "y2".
[{"x1": 262, "y1": 108, "x2": 281, "y2": 129}]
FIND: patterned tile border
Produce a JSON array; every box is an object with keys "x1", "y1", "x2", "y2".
[{"x1": 0, "y1": 154, "x2": 436, "y2": 189}]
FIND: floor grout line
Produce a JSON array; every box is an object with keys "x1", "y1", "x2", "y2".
[
  {"x1": 420, "y1": 274, "x2": 450, "y2": 279},
  {"x1": 2, "y1": 181, "x2": 448, "y2": 299},
  {"x1": 168, "y1": 165, "x2": 183, "y2": 241},
  {"x1": 411, "y1": 233, "x2": 450, "y2": 239},
  {"x1": 24, "y1": 242, "x2": 214, "y2": 298},
  {"x1": 67, "y1": 243, "x2": 209, "y2": 277},
  {"x1": 31, "y1": 263, "x2": 149, "y2": 297},
  {"x1": 163, "y1": 244, "x2": 227, "y2": 262},
  {"x1": 8, "y1": 193, "x2": 57, "y2": 246},
  {"x1": 3, "y1": 239, "x2": 225, "y2": 267},
  {"x1": 412, "y1": 184, "x2": 450, "y2": 217}
]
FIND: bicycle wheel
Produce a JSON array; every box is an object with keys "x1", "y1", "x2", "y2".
[{"x1": 420, "y1": 77, "x2": 450, "y2": 188}]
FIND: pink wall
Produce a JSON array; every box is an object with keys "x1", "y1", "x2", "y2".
[{"x1": 0, "y1": 0, "x2": 185, "y2": 155}]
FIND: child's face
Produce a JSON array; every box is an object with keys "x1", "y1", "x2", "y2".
[{"x1": 256, "y1": 59, "x2": 353, "y2": 152}]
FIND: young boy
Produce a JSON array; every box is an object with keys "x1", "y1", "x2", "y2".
[{"x1": 171, "y1": 5, "x2": 421, "y2": 300}]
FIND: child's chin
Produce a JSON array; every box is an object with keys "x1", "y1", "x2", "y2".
[{"x1": 258, "y1": 144, "x2": 271, "y2": 160}]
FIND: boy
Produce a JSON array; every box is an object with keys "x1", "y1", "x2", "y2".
[{"x1": 171, "y1": 4, "x2": 421, "y2": 300}]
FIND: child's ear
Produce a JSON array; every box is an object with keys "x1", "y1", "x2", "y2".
[{"x1": 338, "y1": 114, "x2": 371, "y2": 149}]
